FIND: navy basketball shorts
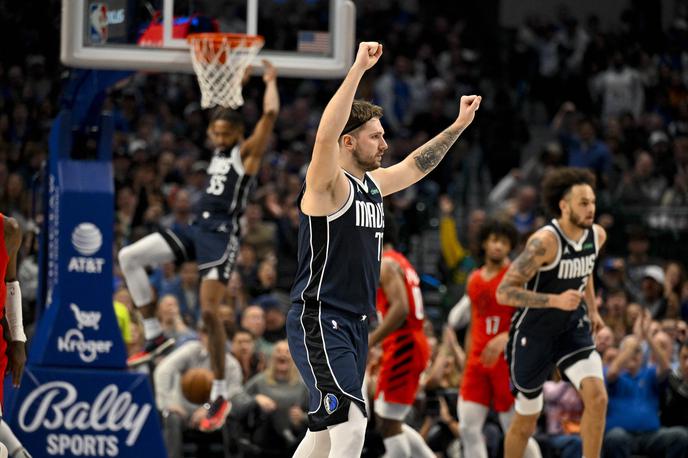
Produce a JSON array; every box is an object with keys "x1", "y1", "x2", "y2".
[
  {"x1": 506, "y1": 317, "x2": 597, "y2": 400},
  {"x1": 287, "y1": 301, "x2": 369, "y2": 431},
  {"x1": 159, "y1": 221, "x2": 239, "y2": 283},
  {"x1": 159, "y1": 225, "x2": 196, "y2": 265}
]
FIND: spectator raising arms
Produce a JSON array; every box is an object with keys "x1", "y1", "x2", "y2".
[{"x1": 603, "y1": 312, "x2": 688, "y2": 458}]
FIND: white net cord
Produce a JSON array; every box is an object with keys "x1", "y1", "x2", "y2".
[{"x1": 189, "y1": 35, "x2": 263, "y2": 109}]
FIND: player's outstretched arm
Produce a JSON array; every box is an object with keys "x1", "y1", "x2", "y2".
[
  {"x1": 496, "y1": 230, "x2": 581, "y2": 310},
  {"x1": 369, "y1": 258, "x2": 409, "y2": 348},
  {"x1": 242, "y1": 60, "x2": 280, "y2": 175},
  {"x1": 370, "y1": 95, "x2": 481, "y2": 197},
  {"x1": 306, "y1": 42, "x2": 382, "y2": 194},
  {"x1": 4, "y1": 216, "x2": 26, "y2": 387}
]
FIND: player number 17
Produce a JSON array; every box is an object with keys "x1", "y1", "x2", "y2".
[{"x1": 486, "y1": 316, "x2": 501, "y2": 335}]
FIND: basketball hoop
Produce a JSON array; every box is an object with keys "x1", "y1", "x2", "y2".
[{"x1": 187, "y1": 33, "x2": 265, "y2": 109}]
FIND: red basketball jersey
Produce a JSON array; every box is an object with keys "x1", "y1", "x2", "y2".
[
  {"x1": 375, "y1": 249, "x2": 430, "y2": 405},
  {"x1": 0, "y1": 215, "x2": 8, "y2": 315},
  {"x1": 376, "y1": 249, "x2": 425, "y2": 333},
  {"x1": 466, "y1": 265, "x2": 514, "y2": 359}
]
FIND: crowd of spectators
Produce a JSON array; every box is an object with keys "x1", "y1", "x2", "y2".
[{"x1": 2, "y1": 0, "x2": 688, "y2": 456}]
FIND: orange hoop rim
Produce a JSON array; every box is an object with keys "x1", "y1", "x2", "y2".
[{"x1": 187, "y1": 33, "x2": 265, "y2": 48}]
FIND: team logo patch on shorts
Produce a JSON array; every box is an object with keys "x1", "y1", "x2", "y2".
[{"x1": 324, "y1": 393, "x2": 339, "y2": 414}]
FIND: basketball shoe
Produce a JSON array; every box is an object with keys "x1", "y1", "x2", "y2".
[
  {"x1": 199, "y1": 396, "x2": 231, "y2": 432},
  {"x1": 127, "y1": 334, "x2": 175, "y2": 367}
]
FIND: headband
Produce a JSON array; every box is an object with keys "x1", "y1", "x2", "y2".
[{"x1": 340, "y1": 118, "x2": 370, "y2": 137}]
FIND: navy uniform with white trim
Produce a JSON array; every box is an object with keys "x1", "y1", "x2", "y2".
[
  {"x1": 287, "y1": 171, "x2": 384, "y2": 431},
  {"x1": 506, "y1": 219, "x2": 600, "y2": 400},
  {"x1": 159, "y1": 145, "x2": 252, "y2": 281}
]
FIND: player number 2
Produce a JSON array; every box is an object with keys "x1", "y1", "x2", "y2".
[
  {"x1": 206, "y1": 174, "x2": 227, "y2": 195},
  {"x1": 578, "y1": 277, "x2": 589, "y2": 292},
  {"x1": 486, "y1": 316, "x2": 500, "y2": 335}
]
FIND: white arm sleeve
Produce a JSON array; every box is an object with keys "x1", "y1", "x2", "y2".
[
  {"x1": 5, "y1": 281, "x2": 26, "y2": 342},
  {"x1": 447, "y1": 294, "x2": 471, "y2": 330}
]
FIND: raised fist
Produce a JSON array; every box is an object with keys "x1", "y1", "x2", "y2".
[{"x1": 354, "y1": 42, "x2": 383, "y2": 71}]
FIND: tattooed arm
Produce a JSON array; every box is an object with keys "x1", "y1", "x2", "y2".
[
  {"x1": 496, "y1": 230, "x2": 583, "y2": 310},
  {"x1": 370, "y1": 95, "x2": 481, "y2": 196}
]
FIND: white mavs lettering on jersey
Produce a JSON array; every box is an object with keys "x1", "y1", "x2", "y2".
[
  {"x1": 355, "y1": 201, "x2": 384, "y2": 229},
  {"x1": 557, "y1": 253, "x2": 596, "y2": 280},
  {"x1": 205, "y1": 156, "x2": 233, "y2": 196},
  {"x1": 207, "y1": 156, "x2": 233, "y2": 175}
]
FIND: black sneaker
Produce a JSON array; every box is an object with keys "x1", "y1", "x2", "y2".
[
  {"x1": 199, "y1": 396, "x2": 231, "y2": 432},
  {"x1": 127, "y1": 334, "x2": 175, "y2": 367}
]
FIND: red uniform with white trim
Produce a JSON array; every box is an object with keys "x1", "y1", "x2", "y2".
[
  {"x1": 460, "y1": 265, "x2": 515, "y2": 412},
  {"x1": 375, "y1": 249, "x2": 430, "y2": 405},
  {"x1": 0, "y1": 216, "x2": 9, "y2": 403}
]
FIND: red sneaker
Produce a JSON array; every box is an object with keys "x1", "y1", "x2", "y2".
[
  {"x1": 127, "y1": 334, "x2": 175, "y2": 367},
  {"x1": 199, "y1": 396, "x2": 231, "y2": 432}
]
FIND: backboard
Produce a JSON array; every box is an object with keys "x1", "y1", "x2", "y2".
[{"x1": 61, "y1": 0, "x2": 355, "y2": 78}]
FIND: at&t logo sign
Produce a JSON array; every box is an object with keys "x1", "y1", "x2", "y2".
[{"x1": 68, "y1": 223, "x2": 105, "y2": 274}]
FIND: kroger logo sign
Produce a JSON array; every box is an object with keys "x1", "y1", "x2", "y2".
[{"x1": 57, "y1": 304, "x2": 112, "y2": 363}]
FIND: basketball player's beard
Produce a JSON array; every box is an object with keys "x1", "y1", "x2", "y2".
[
  {"x1": 570, "y1": 212, "x2": 593, "y2": 229},
  {"x1": 352, "y1": 147, "x2": 380, "y2": 171}
]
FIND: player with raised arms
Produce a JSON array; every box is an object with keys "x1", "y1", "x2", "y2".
[
  {"x1": 286, "y1": 41, "x2": 481, "y2": 457},
  {"x1": 119, "y1": 61, "x2": 279, "y2": 432}
]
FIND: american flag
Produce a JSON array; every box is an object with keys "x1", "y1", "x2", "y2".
[{"x1": 297, "y1": 31, "x2": 331, "y2": 54}]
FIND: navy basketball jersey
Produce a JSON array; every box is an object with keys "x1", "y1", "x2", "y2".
[
  {"x1": 290, "y1": 171, "x2": 384, "y2": 316},
  {"x1": 197, "y1": 145, "x2": 254, "y2": 233},
  {"x1": 511, "y1": 219, "x2": 600, "y2": 335}
]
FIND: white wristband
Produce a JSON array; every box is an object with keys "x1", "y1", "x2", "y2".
[{"x1": 6, "y1": 281, "x2": 26, "y2": 342}]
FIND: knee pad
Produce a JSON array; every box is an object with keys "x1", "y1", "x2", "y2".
[
  {"x1": 118, "y1": 245, "x2": 138, "y2": 268},
  {"x1": 563, "y1": 351, "x2": 603, "y2": 390},
  {"x1": 514, "y1": 392, "x2": 543, "y2": 416}
]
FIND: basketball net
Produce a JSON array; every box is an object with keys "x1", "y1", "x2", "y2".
[{"x1": 188, "y1": 33, "x2": 265, "y2": 109}]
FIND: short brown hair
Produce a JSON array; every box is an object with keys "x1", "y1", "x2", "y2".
[
  {"x1": 341, "y1": 100, "x2": 383, "y2": 136},
  {"x1": 542, "y1": 167, "x2": 596, "y2": 217}
]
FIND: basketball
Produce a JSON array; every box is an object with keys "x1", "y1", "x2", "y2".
[{"x1": 181, "y1": 367, "x2": 213, "y2": 405}]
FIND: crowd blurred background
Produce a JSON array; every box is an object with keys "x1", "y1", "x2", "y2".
[{"x1": 2, "y1": 0, "x2": 688, "y2": 457}]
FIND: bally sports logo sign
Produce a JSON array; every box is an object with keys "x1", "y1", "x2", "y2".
[
  {"x1": 19, "y1": 382, "x2": 150, "y2": 456},
  {"x1": 10, "y1": 367, "x2": 166, "y2": 458}
]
